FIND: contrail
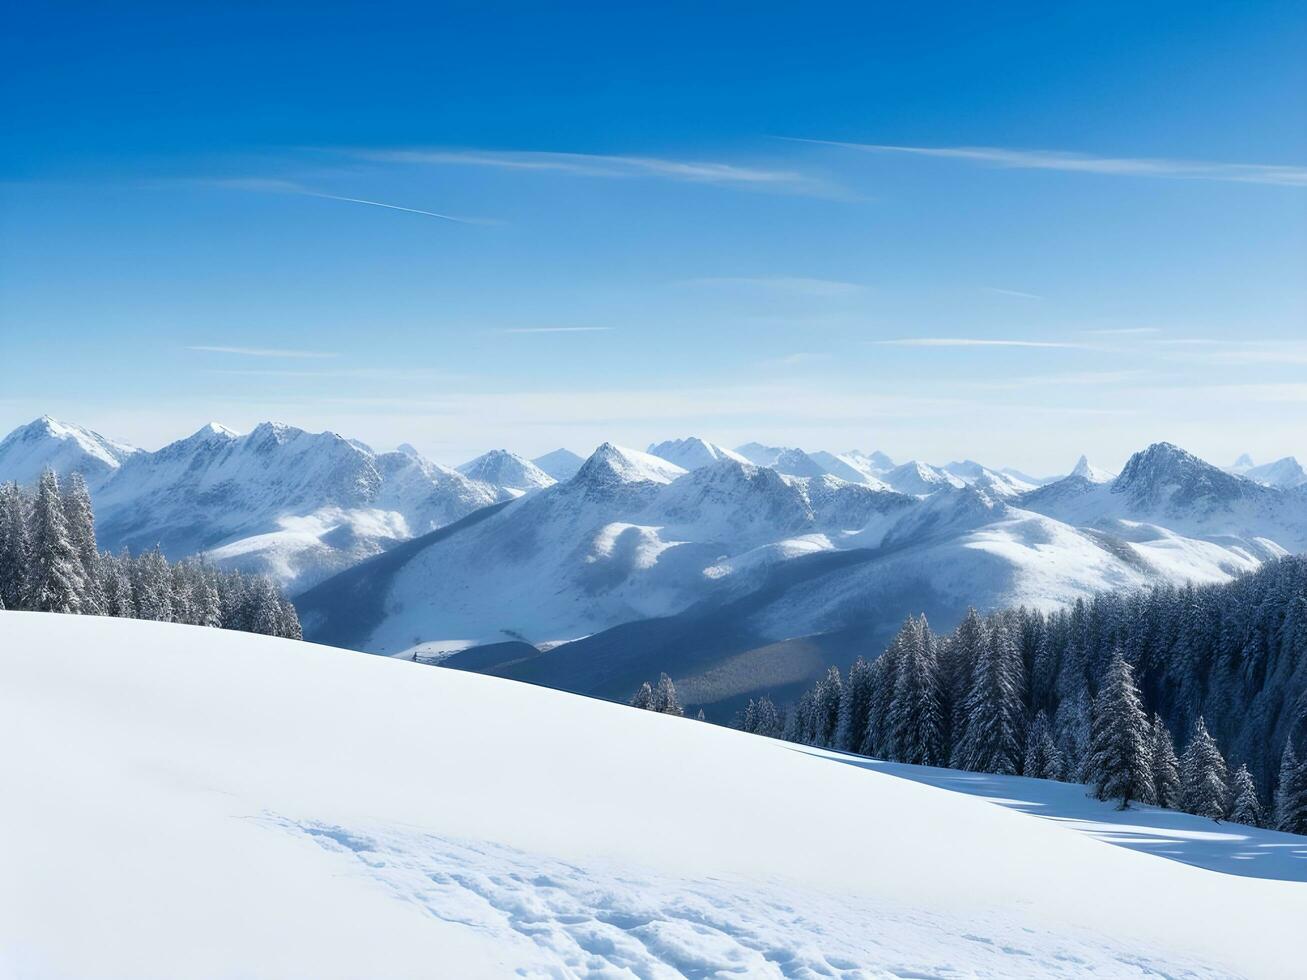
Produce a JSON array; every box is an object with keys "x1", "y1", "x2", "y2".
[{"x1": 305, "y1": 191, "x2": 470, "y2": 223}]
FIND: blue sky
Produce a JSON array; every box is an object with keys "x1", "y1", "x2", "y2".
[{"x1": 2, "y1": 1, "x2": 1305, "y2": 471}]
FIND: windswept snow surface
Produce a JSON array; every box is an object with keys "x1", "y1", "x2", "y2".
[{"x1": 3, "y1": 613, "x2": 1305, "y2": 979}]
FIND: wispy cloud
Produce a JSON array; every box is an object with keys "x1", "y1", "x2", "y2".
[
  {"x1": 794, "y1": 139, "x2": 1307, "y2": 188},
  {"x1": 210, "y1": 177, "x2": 484, "y2": 223},
  {"x1": 492, "y1": 326, "x2": 613, "y2": 335},
  {"x1": 872, "y1": 338, "x2": 1100, "y2": 350},
  {"x1": 982, "y1": 286, "x2": 1042, "y2": 300},
  {"x1": 755, "y1": 352, "x2": 834, "y2": 369},
  {"x1": 354, "y1": 148, "x2": 832, "y2": 194},
  {"x1": 679, "y1": 276, "x2": 866, "y2": 296},
  {"x1": 1082, "y1": 327, "x2": 1161, "y2": 336},
  {"x1": 187, "y1": 345, "x2": 338, "y2": 359}
]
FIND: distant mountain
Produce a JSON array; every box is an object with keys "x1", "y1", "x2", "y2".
[
  {"x1": 1230, "y1": 452, "x2": 1257, "y2": 474},
  {"x1": 807, "y1": 451, "x2": 890, "y2": 488},
  {"x1": 880, "y1": 460, "x2": 965, "y2": 496},
  {"x1": 940, "y1": 460, "x2": 1036, "y2": 497},
  {"x1": 1069, "y1": 454, "x2": 1115, "y2": 484},
  {"x1": 733, "y1": 442, "x2": 785, "y2": 467},
  {"x1": 531, "y1": 448, "x2": 586, "y2": 482},
  {"x1": 47, "y1": 420, "x2": 513, "y2": 590},
  {"x1": 647, "y1": 437, "x2": 748, "y2": 470},
  {"x1": 1242, "y1": 457, "x2": 1307, "y2": 489},
  {"x1": 299, "y1": 439, "x2": 1307, "y2": 716},
  {"x1": 0, "y1": 416, "x2": 140, "y2": 486},
  {"x1": 457, "y1": 450, "x2": 555, "y2": 495}
]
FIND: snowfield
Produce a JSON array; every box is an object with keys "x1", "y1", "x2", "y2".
[{"x1": 3, "y1": 613, "x2": 1306, "y2": 979}]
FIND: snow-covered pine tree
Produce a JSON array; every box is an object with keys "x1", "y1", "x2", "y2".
[
  {"x1": 629, "y1": 681, "x2": 654, "y2": 710},
  {"x1": 1086, "y1": 649, "x2": 1154, "y2": 808},
  {"x1": 1180, "y1": 717, "x2": 1229, "y2": 820},
  {"x1": 811, "y1": 665, "x2": 842, "y2": 747},
  {"x1": 1226, "y1": 763, "x2": 1263, "y2": 827},
  {"x1": 29, "y1": 469, "x2": 84, "y2": 614},
  {"x1": 278, "y1": 596, "x2": 302, "y2": 640},
  {"x1": 835, "y1": 656, "x2": 875, "y2": 753},
  {"x1": 1023, "y1": 709, "x2": 1063, "y2": 781},
  {"x1": 1273, "y1": 741, "x2": 1307, "y2": 835},
  {"x1": 132, "y1": 548, "x2": 174, "y2": 622},
  {"x1": 60, "y1": 472, "x2": 103, "y2": 615},
  {"x1": 1150, "y1": 714, "x2": 1181, "y2": 809},
  {"x1": 887, "y1": 616, "x2": 945, "y2": 766},
  {"x1": 246, "y1": 575, "x2": 284, "y2": 636},
  {"x1": 653, "y1": 673, "x2": 683, "y2": 716},
  {"x1": 0, "y1": 481, "x2": 32, "y2": 610},
  {"x1": 951, "y1": 614, "x2": 1025, "y2": 775},
  {"x1": 192, "y1": 561, "x2": 222, "y2": 629},
  {"x1": 943, "y1": 608, "x2": 985, "y2": 758}
]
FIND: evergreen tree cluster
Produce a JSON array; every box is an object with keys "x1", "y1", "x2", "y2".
[
  {"x1": 0, "y1": 471, "x2": 301, "y2": 640},
  {"x1": 629, "y1": 673, "x2": 684, "y2": 716},
  {"x1": 734, "y1": 558, "x2": 1307, "y2": 832}
]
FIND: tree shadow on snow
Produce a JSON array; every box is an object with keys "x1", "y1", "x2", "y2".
[{"x1": 796, "y1": 748, "x2": 1307, "y2": 882}]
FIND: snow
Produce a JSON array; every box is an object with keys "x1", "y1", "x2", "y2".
[
  {"x1": 807, "y1": 450, "x2": 892, "y2": 488},
  {"x1": 457, "y1": 449, "x2": 556, "y2": 493},
  {"x1": 1241, "y1": 456, "x2": 1307, "y2": 489},
  {"x1": 880, "y1": 459, "x2": 966, "y2": 496},
  {"x1": 0, "y1": 415, "x2": 139, "y2": 486},
  {"x1": 646, "y1": 436, "x2": 749, "y2": 470},
  {"x1": 3, "y1": 612, "x2": 1305, "y2": 979},
  {"x1": 1070, "y1": 454, "x2": 1115, "y2": 483},
  {"x1": 579, "y1": 442, "x2": 688, "y2": 485}
]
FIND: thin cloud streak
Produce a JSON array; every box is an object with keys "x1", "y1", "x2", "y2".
[
  {"x1": 793, "y1": 138, "x2": 1307, "y2": 187},
  {"x1": 187, "y1": 346, "x2": 338, "y2": 359},
  {"x1": 679, "y1": 276, "x2": 866, "y2": 296},
  {"x1": 210, "y1": 177, "x2": 483, "y2": 223},
  {"x1": 872, "y1": 338, "x2": 1101, "y2": 350},
  {"x1": 983, "y1": 286, "x2": 1042, "y2": 300},
  {"x1": 354, "y1": 147, "x2": 833, "y2": 194},
  {"x1": 493, "y1": 327, "x2": 613, "y2": 335}
]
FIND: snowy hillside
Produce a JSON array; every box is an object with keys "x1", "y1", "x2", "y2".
[
  {"x1": 0, "y1": 416, "x2": 138, "y2": 486},
  {"x1": 457, "y1": 449, "x2": 556, "y2": 494},
  {"x1": 647, "y1": 436, "x2": 749, "y2": 470},
  {"x1": 3, "y1": 612, "x2": 1304, "y2": 979}
]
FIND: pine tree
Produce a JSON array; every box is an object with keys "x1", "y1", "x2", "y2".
[
  {"x1": 1053, "y1": 688, "x2": 1092, "y2": 781},
  {"x1": 1023, "y1": 709, "x2": 1063, "y2": 780},
  {"x1": 1273, "y1": 741, "x2": 1307, "y2": 835},
  {"x1": 28, "y1": 469, "x2": 84, "y2": 614},
  {"x1": 810, "y1": 666, "x2": 842, "y2": 747},
  {"x1": 887, "y1": 617, "x2": 944, "y2": 766},
  {"x1": 132, "y1": 548, "x2": 174, "y2": 622},
  {"x1": 1087, "y1": 650, "x2": 1154, "y2": 808},
  {"x1": 1150, "y1": 714, "x2": 1181, "y2": 809},
  {"x1": 835, "y1": 656, "x2": 875, "y2": 753},
  {"x1": 1180, "y1": 717, "x2": 1229, "y2": 820},
  {"x1": 951, "y1": 615, "x2": 1025, "y2": 775},
  {"x1": 652, "y1": 673, "x2": 683, "y2": 716},
  {"x1": 1227, "y1": 763, "x2": 1263, "y2": 827},
  {"x1": 0, "y1": 481, "x2": 32, "y2": 610},
  {"x1": 629, "y1": 681, "x2": 654, "y2": 710},
  {"x1": 278, "y1": 596, "x2": 302, "y2": 640},
  {"x1": 60, "y1": 472, "x2": 103, "y2": 615}
]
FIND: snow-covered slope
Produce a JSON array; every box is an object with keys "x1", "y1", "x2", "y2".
[
  {"x1": 0, "y1": 415, "x2": 139, "y2": 486},
  {"x1": 456, "y1": 449, "x2": 556, "y2": 495},
  {"x1": 880, "y1": 459, "x2": 966, "y2": 496},
  {"x1": 807, "y1": 450, "x2": 891, "y2": 487},
  {"x1": 531, "y1": 447, "x2": 586, "y2": 481},
  {"x1": 646, "y1": 436, "x2": 749, "y2": 470},
  {"x1": 3, "y1": 612, "x2": 1303, "y2": 979},
  {"x1": 941, "y1": 459, "x2": 1038, "y2": 496}
]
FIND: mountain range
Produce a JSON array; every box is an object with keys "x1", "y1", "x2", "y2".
[{"x1": 4, "y1": 414, "x2": 1306, "y2": 717}]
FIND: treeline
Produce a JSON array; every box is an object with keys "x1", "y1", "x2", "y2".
[
  {"x1": 0, "y1": 470, "x2": 300, "y2": 639},
  {"x1": 736, "y1": 557, "x2": 1307, "y2": 835}
]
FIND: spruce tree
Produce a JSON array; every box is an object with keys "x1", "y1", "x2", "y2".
[
  {"x1": 630, "y1": 681, "x2": 654, "y2": 710},
  {"x1": 61, "y1": 472, "x2": 103, "y2": 615},
  {"x1": 0, "y1": 481, "x2": 31, "y2": 610},
  {"x1": 887, "y1": 617, "x2": 944, "y2": 766},
  {"x1": 1273, "y1": 741, "x2": 1307, "y2": 835},
  {"x1": 1087, "y1": 650, "x2": 1154, "y2": 808},
  {"x1": 836, "y1": 656, "x2": 875, "y2": 753},
  {"x1": 653, "y1": 673, "x2": 683, "y2": 716},
  {"x1": 1180, "y1": 717, "x2": 1229, "y2": 820},
  {"x1": 951, "y1": 615, "x2": 1025, "y2": 775},
  {"x1": 1023, "y1": 709, "x2": 1063, "y2": 781},
  {"x1": 1150, "y1": 714, "x2": 1181, "y2": 809},
  {"x1": 29, "y1": 469, "x2": 84, "y2": 614},
  {"x1": 1226, "y1": 763, "x2": 1263, "y2": 827}
]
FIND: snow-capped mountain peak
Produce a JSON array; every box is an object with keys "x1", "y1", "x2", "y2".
[
  {"x1": 1230, "y1": 452, "x2": 1256, "y2": 473},
  {"x1": 0, "y1": 415, "x2": 139, "y2": 486},
  {"x1": 458, "y1": 449, "x2": 555, "y2": 495},
  {"x1": 881, "y1": 459, "x2": 965, "y2": 496},
  {"x1": 572, "y1": 443, "x2": 687, "y2": 487},
  {"x1": 1242, "y1": 456, "x2": 1307, "y2": 489},
  {"x1": 1069, "y1": 455, "x2": 1114, "y2": 484},
  {"x1": 647, "y1": 437, "x2": 748, "y2": 470}
]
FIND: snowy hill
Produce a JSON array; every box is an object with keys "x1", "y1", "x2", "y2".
[
  {"x1": 3, "y1": 612, "x2": 1304, "y2": 979},
  {"x1": 456, "y1": 449, "x2": 556, "y2": 495},
  {"x1": 531, "y1": 447, "x2": 586, "y2": 481},
  {"x1": 0, "y1": 415, "x2": 139, "y2": 486},
  {"x1": 647, "y1": 436, "x2": 749, "y2": 470}
]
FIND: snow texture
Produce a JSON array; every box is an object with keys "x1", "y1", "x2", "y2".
[{"x1": 4, "y1": 612, "x2": 1306, "y2": 979}]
